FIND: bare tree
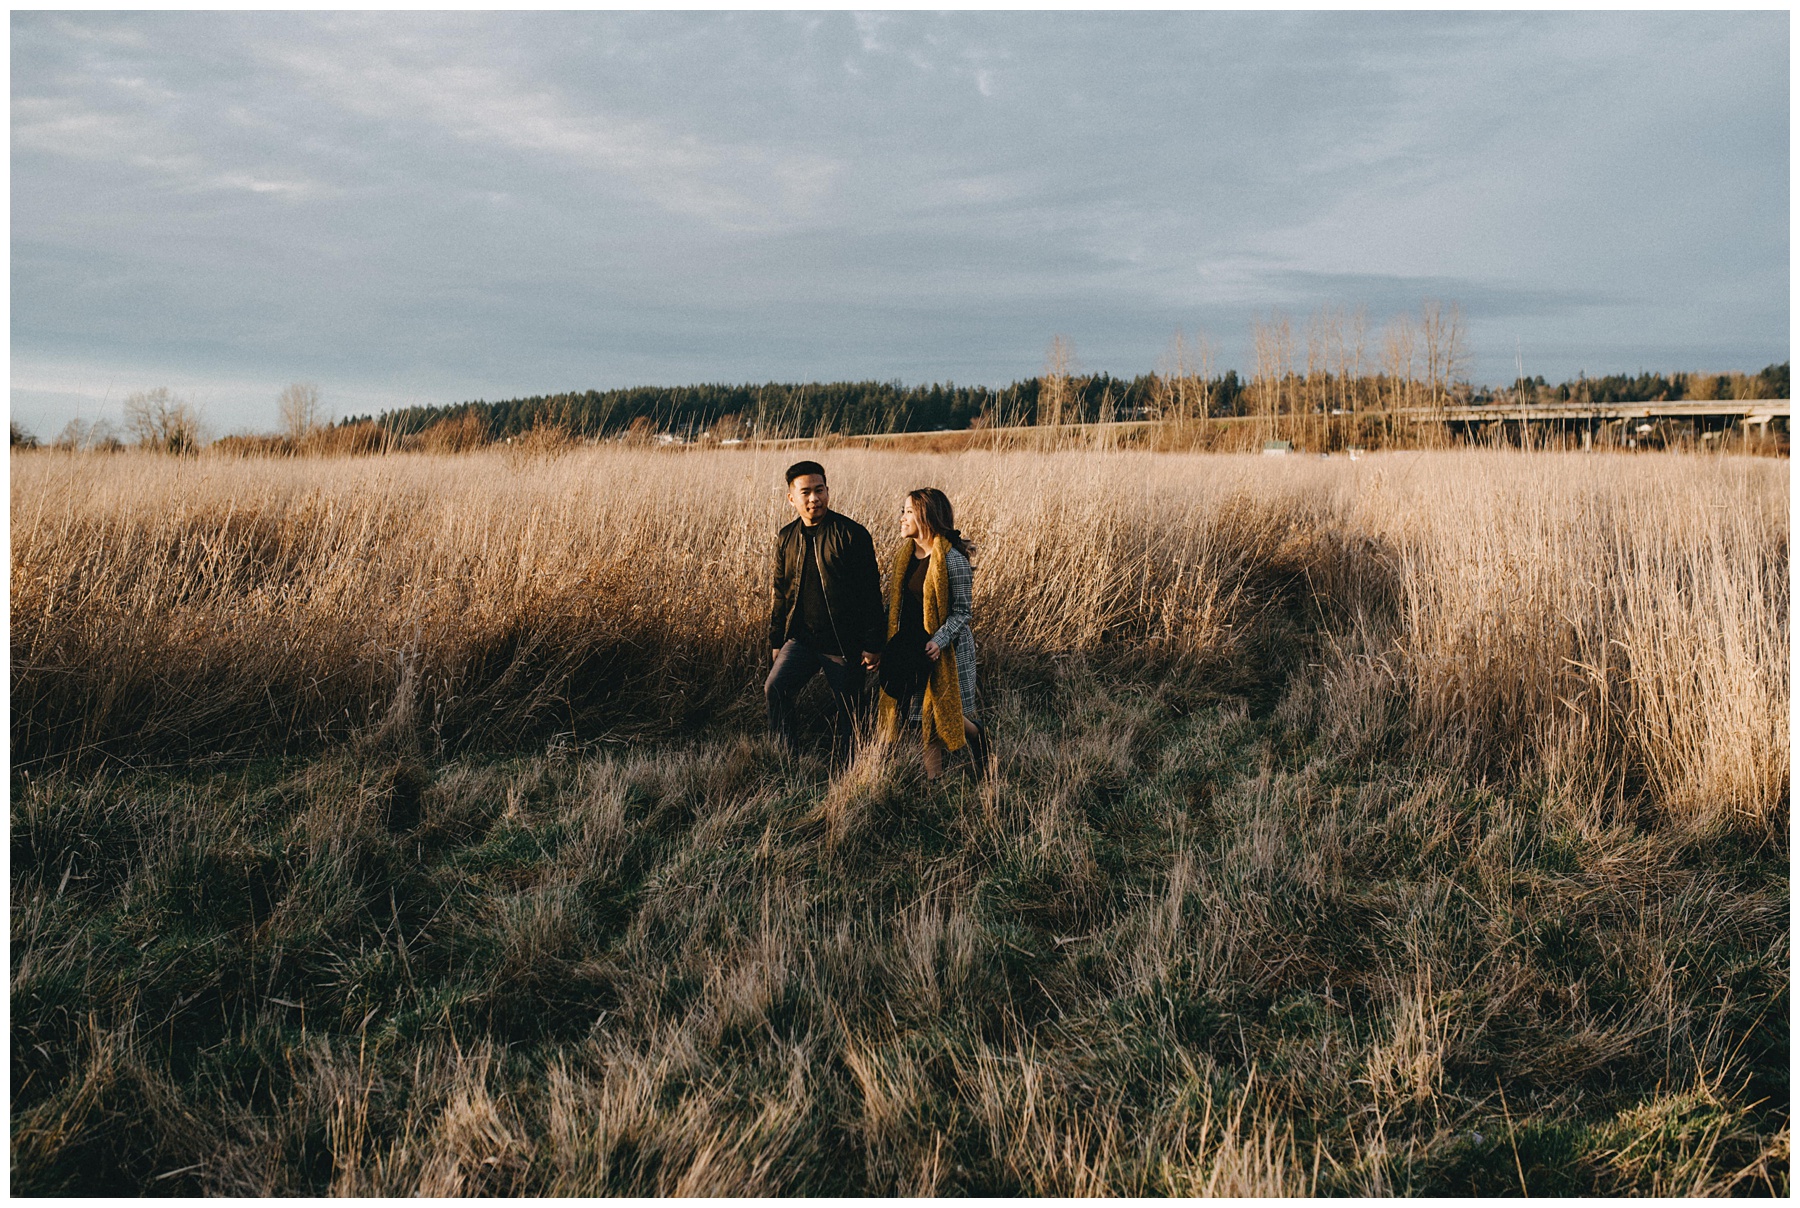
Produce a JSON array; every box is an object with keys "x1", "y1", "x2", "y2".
[
  {"x1": 54, "y1": 417, "x2": 122, "y2": 452},
  {"x1": 1251, "y1": 317, "x2": 1274, "y2": 443},
  {"x1": 1420, "y1": 303, "x2": 1443, "y2": 415},
  {"x1": 1417, "y1": 300, "x2": 1467, "y2": 448},
  {"x1": 1151, "y1": 341, "x2": 1178, "y2": 422},
  {"x1": 123, "y1": 387, "x2": 204, "y2": 453},
  {"x1": 1345, "y1": 306, "x2": 1368, "y2": 423},
  {"x1": 1185, "y1": 328, "x2": 1214, "y2": 430},
  {"x1": 1444, "y1": 304, "x2": 1468, "y2": 396},
  {"x1": 52, "y1": 419, "x2": 86, "y2": 451},
  {"x1": 1305, "y1": 309, "x2": 1327, "y2": 450},
  {"x1": 1315, "y1": 305, "x2": 1370, "y2": 448},
  {"x1": 1381, "y1": 315, "x2": 1417, "y2": 409},
  {"x1": 1381, "y1": 314, "x2": 1419, "y2": 445},
  {"x1": 1039, "y1": 335, "x2": 1076, "y2": 428},
  {"x1": 1251, "y1": 311, "x2": 1294, "y2": 444},
  {"x1": 1154, "y1": 329, "x2": 1214, "y2": 440},
  {"x1": 1419, "y1": 299, "x2": 1467, "y2": 414},
  {"x1": 278, "y1": 381, "x2": 323, "y2": 441}
]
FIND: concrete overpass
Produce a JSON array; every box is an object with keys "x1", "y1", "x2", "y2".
[{"x1": 1422, "y1": 399, "x2": 1788, "y2": 447}]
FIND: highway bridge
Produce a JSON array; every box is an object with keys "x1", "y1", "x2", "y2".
[{"x1": 1424, "y1": 399, "x2": 1788, "y2": 447}]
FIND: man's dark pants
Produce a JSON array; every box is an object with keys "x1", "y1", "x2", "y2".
[{"x1": 766, "y1": 639, "x2": 865, "y2": 755}]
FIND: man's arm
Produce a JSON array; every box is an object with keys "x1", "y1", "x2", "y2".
[
  {"x1": 769, "y1": 529, "x2": 794, "y2": 656},
  {"x1": 852, "y1": 525, "x2": 886, "y2": 658}
]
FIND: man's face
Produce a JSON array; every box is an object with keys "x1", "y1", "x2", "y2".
[{"x1": 787, "y1": 474, "x2": 829, "y2": 525}]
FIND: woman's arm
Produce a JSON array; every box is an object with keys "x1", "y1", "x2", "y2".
[{"x1": 928, "y1": 548, "x2": 973, "y2": 652}]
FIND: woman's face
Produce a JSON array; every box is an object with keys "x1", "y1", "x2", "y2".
[{"x1": 899, "y1": 497, "x2": 922, "y2": 540}]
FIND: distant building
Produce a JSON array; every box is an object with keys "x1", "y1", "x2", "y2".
[{"x1": 1261, "y1": 439, "x2": 1292, "y2": 456}]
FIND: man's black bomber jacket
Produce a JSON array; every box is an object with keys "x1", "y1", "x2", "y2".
[{"x1": 769, "y1": 510, "x2": 887, "y2": 658}]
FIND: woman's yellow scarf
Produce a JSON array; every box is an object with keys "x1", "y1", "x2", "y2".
[{"x1": 877, "y1": 535, "x2": 966, "y2": 752}]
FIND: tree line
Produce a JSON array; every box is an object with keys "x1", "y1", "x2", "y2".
[
  {"x1": 343, "y1": 373, "x2": 1252, "y2": 445},
  {"x1": 1508, "y1": 363, "x2": 1789, "y2": 406},
  {"x1": 14, "y1": 303, "x2": 1785, "y2": 454},
  {"x1": 339, "y1": 300, "x2": 1783, "y2": 449}
]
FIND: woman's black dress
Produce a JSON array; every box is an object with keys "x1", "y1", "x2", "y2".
[{"x1": 881, "y1": 552, "x2": 932, "y2": 702}]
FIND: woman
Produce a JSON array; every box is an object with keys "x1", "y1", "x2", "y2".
[{"x1": 877, "y1": 487, "x2": 990, "y2": 778}]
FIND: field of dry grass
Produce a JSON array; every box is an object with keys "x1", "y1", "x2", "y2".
[{"x1": 11, "y1": 446, "x2": 1789, "y2": 1194}]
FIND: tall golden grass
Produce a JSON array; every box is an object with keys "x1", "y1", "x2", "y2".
[
  {"x1": 10, "y1": 444, "x2": 1788, "y2": 1194},
  {"x1": 12, "y1": 445, "x2": 1786, "y2": 832}
]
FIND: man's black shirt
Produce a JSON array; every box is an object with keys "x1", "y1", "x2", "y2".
[{"x1": 791, "y1": 524, "x2": 841, "y2": 655}]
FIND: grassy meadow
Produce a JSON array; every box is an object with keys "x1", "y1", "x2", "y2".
[{"x1": 11, "y1": 445, "x2": 1789, "y2": 1194}]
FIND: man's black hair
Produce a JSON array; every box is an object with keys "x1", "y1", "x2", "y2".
[{"x1": 785, "y1": 460, "x2": 827, "y2": 485}]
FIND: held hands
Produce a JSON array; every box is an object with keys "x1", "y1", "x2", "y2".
[
  {"x1": 924, "y1": 640, "x2": 941, "y2": 662},
  {"x1": 770, "y1": 647, "x2": 885, "y2": 670}
]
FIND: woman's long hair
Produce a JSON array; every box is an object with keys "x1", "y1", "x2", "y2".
[{"x1": 908, "y1": 487, "x2": 975, "y2": 560}]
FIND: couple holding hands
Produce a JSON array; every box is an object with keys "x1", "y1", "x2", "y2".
[{"x1": 765, "y1": 460, "x2": 990, "y2": 778}]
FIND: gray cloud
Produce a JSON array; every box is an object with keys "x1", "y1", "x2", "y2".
[{"x1": 11, "y1": 10, "x2": 1788, "y2": 437}]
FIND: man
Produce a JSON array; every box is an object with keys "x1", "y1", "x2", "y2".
[{"x1": 765, "y1": 460, "x2": 885, "y2": 755}]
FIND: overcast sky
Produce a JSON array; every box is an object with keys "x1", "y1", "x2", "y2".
[{"x1": 11, "y1": 10, "x2": 1789, "y2": 438}]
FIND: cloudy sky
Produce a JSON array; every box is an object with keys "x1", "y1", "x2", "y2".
[{"x1": 11, "y1": 10, "x2": 1789, "y2": 438}]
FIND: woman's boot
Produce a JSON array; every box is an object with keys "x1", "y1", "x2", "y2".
[{"x1": 966, "y1": 721, "x2": 992, "y2": 779}]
